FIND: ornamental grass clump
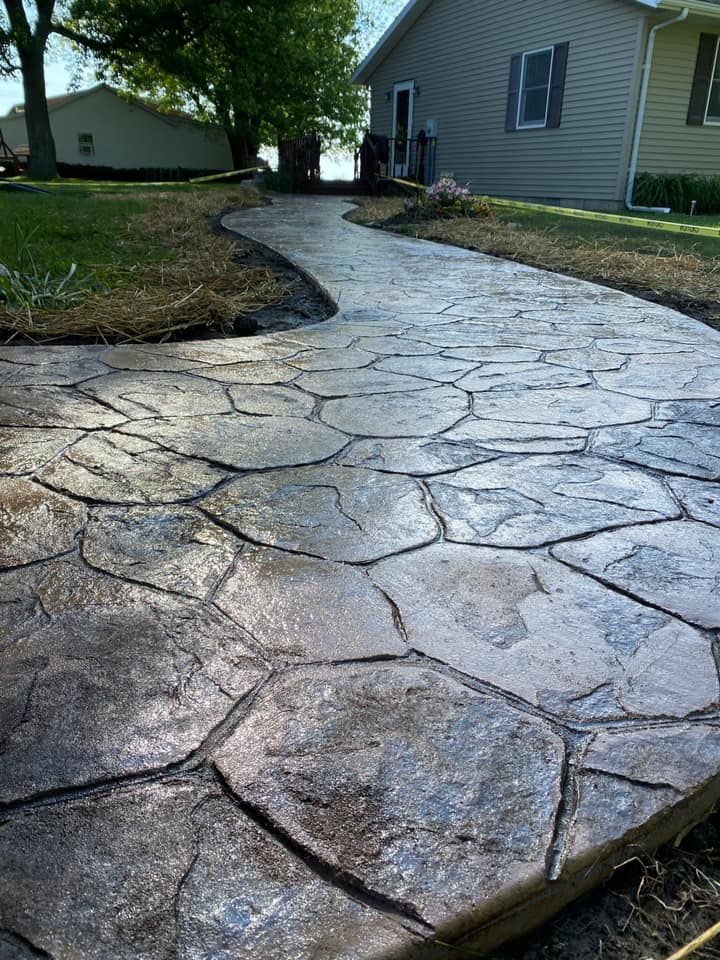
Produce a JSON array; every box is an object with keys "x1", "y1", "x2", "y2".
[{"x1": 0, "y1": 224, "x2": 93, "y2": 312}]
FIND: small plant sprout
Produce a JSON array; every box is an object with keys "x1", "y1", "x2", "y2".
[{"x1": 0, "y1": 223, "x2": 93, "y2": 313}]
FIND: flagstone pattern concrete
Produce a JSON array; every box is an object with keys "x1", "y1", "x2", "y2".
[{"x1": 1, "y1": 196, "x2": 719, "y2": 959}]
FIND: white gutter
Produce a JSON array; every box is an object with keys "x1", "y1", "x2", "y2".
[
  {"x1": 658, "y1": 0, "x2": 720, "y2": 16},
  {"x1": 625, "y1": 6, "x2": 689, "y2": 211}
]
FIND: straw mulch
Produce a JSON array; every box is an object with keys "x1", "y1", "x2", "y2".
[
  {"x1": 421, "y1": 217, "x2": 720, "y2": 306},
  {"x1": 488, "y1": 810, "x2": 720, "y2": 960},
  {"x1": 1, "y1": 187, "x2": 288, "y2": 344}
]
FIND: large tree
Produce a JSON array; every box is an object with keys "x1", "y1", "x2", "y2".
[
  {"x1": 1, "y1": 1, "x2": 215, "y2": 177},
  {"x1": 1, "y1": 1, "x2": 138, "y2": 178},
  {"x1": 1, "y1": 0, "x2": 63, "y2": 178},
  {"x1": 70, "y1": 0, "x2": 370, "y2": 168}
]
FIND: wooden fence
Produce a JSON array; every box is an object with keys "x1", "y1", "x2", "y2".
[{"x1": 278, "y1": 135, "x2": 321, "y2": 191}]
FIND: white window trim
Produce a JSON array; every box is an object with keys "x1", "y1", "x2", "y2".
[
  {"x1": 517, "y1": 46, "x2": 554, "y2": 130},
  {"x1": 704, "y1": 37, "x2": 720, "y2": 125},
  {"x1": 78, "y1": 132, "x2": 95, "y2": 155},
  {"x1": 391, "y1": 79, "x2": 415, "y2": 177}
]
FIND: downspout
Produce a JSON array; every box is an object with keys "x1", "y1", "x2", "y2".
[{"x1": 625, "y1": 6, "x2": 689, "y2": 212}]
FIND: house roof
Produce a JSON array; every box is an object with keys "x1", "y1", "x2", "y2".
[
  {"x1": 352, "y1": 0, "x2": 434, "y2": 85},
  {"x1": 352, "y1": 0, "x2": 720, "y2": 84},
  {"x1": 2, "y1": 83, "x2": 202, "y2": 127}
]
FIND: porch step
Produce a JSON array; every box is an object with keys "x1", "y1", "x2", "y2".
[{"x1": 306, "y1": 180, "x2": 371, "y2": 196}]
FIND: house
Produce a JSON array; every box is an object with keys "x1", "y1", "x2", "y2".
[
  {"x1": 352, "y1": 0, "x2": 720, "y2": 210},
  {"x1": 0, "y1": 83, "x2": 232, "y2": 178}
]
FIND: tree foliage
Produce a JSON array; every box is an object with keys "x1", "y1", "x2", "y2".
[
  {"x1": 1, "y1": 0, "x2": 391, "y2": 179},
  {"x1": 70, "y1": 0, "x2": 370, "y2": 167}
]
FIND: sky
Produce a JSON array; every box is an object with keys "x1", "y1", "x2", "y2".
[
  {"x1": 0, "y1": 2, "x2": 406, "y2": 178},
  {"x1": 0, "y1": 60, "x2": 72, "y2": 116}
]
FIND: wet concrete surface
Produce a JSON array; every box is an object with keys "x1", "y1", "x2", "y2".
[{"x1": 1, "y1": 196, "x2": 719, "y2": 958}]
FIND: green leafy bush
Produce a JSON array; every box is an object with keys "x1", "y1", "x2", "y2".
[
  {"x1": 634, "y1": 172, "x2": 720, "y2": 214},
  {"x1": 263, "y1": 169, "x2": 296, "y2": 193}
]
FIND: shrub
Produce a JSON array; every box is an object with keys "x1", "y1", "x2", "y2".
[{"x1": 634, "y1": 172, "x2": 720, "y2": 215}]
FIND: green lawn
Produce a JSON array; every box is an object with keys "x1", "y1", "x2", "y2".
[
  {"x1": 1, "y1": 180, "x2": 269, "y2": 342},
  {"x1": 489, "y1": 205, "x2": 720, "y2": 259},
  {"x1": 628, "y1": 210, "x2": 720, "y2": 226},
  {"x1": 0, "y1": 183, "x2": 175, "y2": 286}
]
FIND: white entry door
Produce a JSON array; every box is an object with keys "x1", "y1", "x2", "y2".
[{"x1": 391, "y1": 80, "x2": 414, "y2": 178}]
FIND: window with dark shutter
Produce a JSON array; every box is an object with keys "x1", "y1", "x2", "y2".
[
  {"x1": 547, "y1": 42, "x2": 569, "y2": 129},
  {"x1": 506, "y1": 54, "x2": 522, "y2": 132},
  {"x1": 688, "y1": 33, "x2": 718, "y2": 125},
  {"x1": 506, "y1": 42, "x2": 569, "y2": 131}
]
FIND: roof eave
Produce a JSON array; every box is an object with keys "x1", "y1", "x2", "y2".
[
  {"x1": 352, "y1": 0, "x2": 433, "y2": 84},
  {"x1": 350, "y1": 0, "x2": 711, "y2": 85},
  {"x1": 656, "y1": 0, "x2": 720, "y2": 15},
  {"x1": 629, "y1": 0, "x2": 720, "y2": 15}
]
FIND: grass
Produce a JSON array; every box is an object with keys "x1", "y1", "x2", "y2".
[
  {"x1": 0, "y1": 182, "x2": 287, "y2": 343},
  {"x1": 485, "y1": 206, "x2": 720, "y2": 258},
  {"x1": 347, "y1": 197, "x2": 720, "y2": 327},
  {"x1": 626, "y1": 210, "x2": 720, "y2": 227},
  {"x1": 0, "y1": 185, "x2": 171, "y2": 286}
]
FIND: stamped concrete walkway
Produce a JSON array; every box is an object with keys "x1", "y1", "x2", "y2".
[{"x1": 1, "y1": 196, "x2": 720, "y2": 959}]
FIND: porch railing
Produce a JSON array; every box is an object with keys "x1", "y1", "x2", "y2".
[
  {"x1": 355, "y1": 133, "x2": 438, "y2": 194},
  {"x1": 0, "y1": 127, "x2": 22, "y2": 177}
]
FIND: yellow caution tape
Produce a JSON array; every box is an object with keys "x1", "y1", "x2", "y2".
[
  {"x1": 481, "y1": 195, "x2": 720, "y2": 238},
  {"x1": 380, "y1": 176, "x2": 720, "y2": 237},
  {"x1": 380, "y1": 175, "x2": 426, "y2": 192},
  {"x1": 188, "y1": 167, "x2": 263, "y2": 184}
]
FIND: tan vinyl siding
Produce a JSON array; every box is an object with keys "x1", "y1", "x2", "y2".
[
  {"x1": 638, "y1": 20, "x2": 720, "y2": 176},
  {"x1": 0, "y1": 86, "x2": 232, "y2": 171},
  {"x1": 367, "y1": 0, "x2": 645, "y2": 206}
]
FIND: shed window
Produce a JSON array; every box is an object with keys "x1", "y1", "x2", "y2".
[
  {"x1": 706, "y1": 39, "x2": 720, "y2": 122},
  {"x1": 518, "y1": 48, "x2": 554, "y2": 128},
  {"x1": 78, "y1": 132, "x2": 94, "y2": 156}
]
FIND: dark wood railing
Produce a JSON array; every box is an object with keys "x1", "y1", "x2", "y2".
[
  {"x1": 355, "y1": 133, "x2": 437, "y2": 194},
  {"x1": 0, "y1": 128, "x2": 22, "y2": 177}
]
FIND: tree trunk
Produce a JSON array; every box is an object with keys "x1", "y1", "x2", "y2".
[
  {"x1": 19, "y1": 41, "x2": 57, "y2": 180},
  {"x1": 227, "y1": 132, "x2": 255, "y2": 170},
  {"x1": 227, "y1": 114, "x2": 260, "y2": 171}
]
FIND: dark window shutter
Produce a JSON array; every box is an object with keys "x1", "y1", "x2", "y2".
[
  {"x1": 506, "y1": 54, "x2": 522, "y2": 132},
  {"x1": 688, "y1": 33, "x2": 718, "y2": 125},
  {"x1": 546, "y1": 42, "x2": 569, "y2": 128}
]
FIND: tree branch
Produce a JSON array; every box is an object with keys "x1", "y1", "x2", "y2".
[
  {"x1": 2, "y1": 0, "x2": 30, "y2": 37},
  {"x1": 51, "y1": 21, "x2": 110, "y2": 53}
]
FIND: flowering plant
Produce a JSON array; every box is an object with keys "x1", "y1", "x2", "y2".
[
  {"x1": 404, "y1": 175, "x2": 492, "y2": 219},
  {"x1": 426, "y1": 175, "x2": 473, "y2": 208}
]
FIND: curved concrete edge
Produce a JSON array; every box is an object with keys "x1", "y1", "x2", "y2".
[
  {"x1": 222, "y1": 204, "x2": 347, "y2": 319},
  {"x1": 458, "y1": 774, "x2": 720, "y2": 954},
  {"x1": 1, "y1": 195, "x2": 720, "y2": 959},
  {"x1": 220, "y1": 208, "x2": 342, "y2": 320}
]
